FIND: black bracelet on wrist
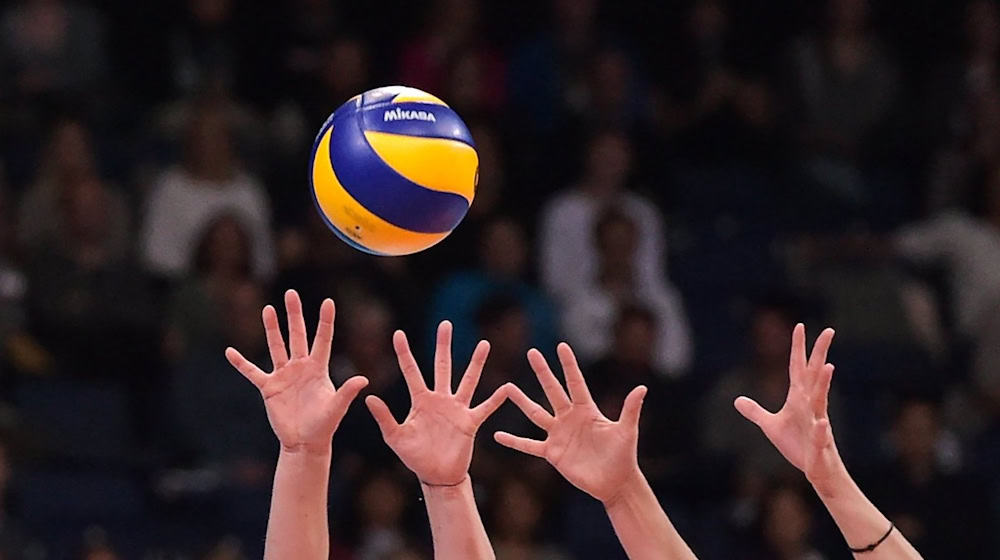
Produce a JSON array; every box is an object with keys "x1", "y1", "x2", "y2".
[{"x1": 849, "y1": 522, "x2": 894, "y2": 554}]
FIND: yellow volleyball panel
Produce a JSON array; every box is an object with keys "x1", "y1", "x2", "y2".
[
  {"x1": 391, "y1": 88, "x2": 448, "y2": 106},
  {"x1": 312, "y1": 127, "x2": 449, "y2": 255},
  {"x1": 364, "y1": 131, "x2": 478, "y2": 201}
]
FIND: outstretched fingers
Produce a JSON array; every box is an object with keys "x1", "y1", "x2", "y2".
[
  {"x1": 527, "y1": 349, "x2": 572, "y2": 414},
  {"x1": 789, "y1": 323, "x2": 808, "y2": 386},
  {"x1": 434, "y1": 321, "x2": 454, "y2": 393},
  {"x1": 226, "y1": 347, "x2": 268, "y2": 388},
  {"x1": 733, "y1": 396, "x2": 774, "y2": 430},
  {"x1": 333, "y1": 375, "x2": 368, "y2": 414},
  {"x1": 807, "y1": 328, "x2": 836, "y2": 371},
  {"x1": 262, "y1": 305, "x2": 288, "y2": 370},
  {"x1": 365, "y1": 395, "x2": 401, "y2": 439},
  {"x1": 494, "y1": 431, "x2": 546, "y2": 458},
  {"x1": 393, "y1": 330, "x2": 427, "y2": 397},
  {"x1": 505, "y1": 383, "x2": 555, "y2": 430},
  {"x1": 455, "y1": 340, "x2": 491, "y2": 406},
  {"x1": 285, "y1": 289, "x2": 310, "y2": 359},
  {"x1": 557, "y1": 343, "x2": 593, "y2": 405},
  {"x1": 311, "y1": 298, "x2": 336, "y2": 365},
  {"x1": 471, "y1": 385, "x2": 508, "y2": 426}
]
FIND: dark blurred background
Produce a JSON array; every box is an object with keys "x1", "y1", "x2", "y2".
[{"x1": 0, "y1": 0, "x2": 998, "y2": 558}]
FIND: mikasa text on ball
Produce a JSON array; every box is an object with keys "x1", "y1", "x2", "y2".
[{"x1": 309, "y1": 86, "x2": 478, "y2": 255}]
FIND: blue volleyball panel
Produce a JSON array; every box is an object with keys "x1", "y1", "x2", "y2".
[
  {"x1": 360, "y1": 102, "x2": 476, "y2": 147},
  {"x1": 327, "y1": 117, "x2": 470, "y2": 234}
]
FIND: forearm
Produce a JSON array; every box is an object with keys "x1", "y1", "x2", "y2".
[
  {"x1": 603, "y1": 470, "x2": 697, "y2": 560},
  {"x1": 421, "y1": 476, "x2": 495, "y2": 560},
  {"x1": 264, "y1": 445, "x2": 333, "y2": 560},
  {"x1": 813, "y1": 465, "x2": 922, "y2": 559}
]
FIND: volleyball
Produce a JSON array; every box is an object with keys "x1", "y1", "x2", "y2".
[{"x1": 309, "y1": 86, "x2": 478, "y2": 256}]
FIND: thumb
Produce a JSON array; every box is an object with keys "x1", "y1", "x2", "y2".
[
  {"x1": 365, "y1": 395, "x2": 400, "y2": 439},
  {"x1": 812, "y1": 417, "x2": 834, "y2": 449},
  {"x1": 334, "y1": 376, "x2": 369, "y2": 411},
  {"x1": 619, "y1": 385, "x2": 647, "y2": 427},
  {"x1": 734, "y1": 396, "x2": 773, "y2": 429}
]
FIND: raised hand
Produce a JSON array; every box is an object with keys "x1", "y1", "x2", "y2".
[
  {"x1": 734, "y1": 324, "x2": 842, "y2": 493},
  {"x1": 225, "y1": 289, "x2": 369, "y2": 453},
  {"x1": 495, "y1": 343, "x2": 647, "y2": 504},
  {"x1": 365, "y1": 321, "x2": 507, "y2": 486}
]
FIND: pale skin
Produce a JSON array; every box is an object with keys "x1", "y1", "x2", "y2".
[
  {"x1": 496, "y1": 343, "x2": 697, "y2": 560},
  {"x1": 735, "y1": 323, "x2": 923, "y2": 559},
  {"x1": 366, "y1": 321, "x2": 507, "y2": 560},
  {"x1": 225, "y1": 289, "x2": 369, "y2": 560}
]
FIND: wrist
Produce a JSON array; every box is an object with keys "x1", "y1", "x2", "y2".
[
  {"x1": 279, "y1": 441, "x2": 333, "y2": 457},
  {"x1": 808, "y1": 459, "x2": 854, "y2": 500},
  {"x1": 600, "y1": 466, "x2": 648, "y2": 509},
  {"x1": 419, "y1": 473, "x2": 472, "y2": 498}
]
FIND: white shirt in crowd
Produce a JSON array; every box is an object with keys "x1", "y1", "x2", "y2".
[
  {"x1": 539, "y1": 189, "x2": 668, "y2": 303},
  {"x1": 894, "y1": 211, "x2": 1000, "y2": 336},
  {"x1": 141, "y1": 166, "x2": 276, "y2": 279}
]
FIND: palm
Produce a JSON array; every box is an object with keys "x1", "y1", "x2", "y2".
[
  {"x1": 735, "y1": 324, "x2": 839, "y2": 484},
  {"x1": 366, "y1": 323, "x2": 507, "y2": 486},
  {"x1": 225, "y1": 291, "x2": 368, "y2": 452},
  {"x1": 496, "y1": 344, "x2": 647, "y2": 504}
]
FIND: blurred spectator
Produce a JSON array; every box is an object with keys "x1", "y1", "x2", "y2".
[
  {"x1": 587, "y1": 305, "x2": 696, "y2": 486},
  {"x1": 77, "y1": 526, "x2": 121, "y2": 560},
  {"x1": 893, "y1": 167, "x2": 1000, "y2": 344},
  {"x1": 539, "y1": 130, "x2": 667, "y2": 303},
  {"x1": 561, "y1": 208, "x2": 692, "y2": 376},
  {"x1": 168, "y1": 0, "x2": 239, "y2": 97},
  {"x1": 747, "y1": 481, "x2": 826, "y2": 560},
  {"x1": 509, "y1": 0, "x2": 601, "y2": 133},
  {"x1": 26, "y1": 174, "x2": 152, "y2": 378},
  {"x1": 865, "y1": 396, "x2": 991, "y2": 558},
  {"x1": 297, "y1": 35, "x2": 371, "y2": 130},
  {"x1": 573, "y1": 46, "x2": 650, "y2": 134},
  {"x1": 165, "y1": 214, "x2": 254, "y2": 361},
  {"x1": 17, "y1": 118, "x2": 130, "y2": 256},
  {"x1": 427, "y1": 216, "x2": 558, "y2": 365},
  {"x1": 141, "y1": 100, "x2": 275, "y2": 281},
  {"x1": 398, "y1": 0, "x2": 506, "y2": 117},
  {"x1": 333, "y1": 469, "x2": 424, "y2": 560},
  {"x1": 0, "y1": 0, "x2": 109, "y2": 114},
  {"x1": 702, "y1": 299, "x2": 838, "y2": 515},
  {"x1": 655, "y1": 0, "x2": 777, "y2": 161},
  {"x1": 170, "y1": 280, "x2": 274, "y2": 466},
  {"x1": 490, "y1": 476, "x2": 569, "y2": 560},
  {"x1": 0, "y1": 181, "x2": 39, "y2": 378},
  {"x1": 331, "y1": 297, "x2": 411, "y2": 476},
  {"x1": 786, "y1": 0, "x2": 901, "y2": 215}
]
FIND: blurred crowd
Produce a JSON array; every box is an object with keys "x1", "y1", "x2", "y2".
[{"x1": 0, "y1": 0, "x2": 999, "y2": 558}]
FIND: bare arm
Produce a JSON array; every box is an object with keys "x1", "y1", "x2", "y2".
[
  {"x1": 225, "y1": 290, "x2": 367, "y2": 560},
  {"x1": 366, "y1": 322, "x2": 506, "y2": 560},
  {"x1": 495, "y1": 344, "x2": 697, "y2": 560},
  {"x1": 735, "y1": 324, "x2": 922, "y2": 559}
]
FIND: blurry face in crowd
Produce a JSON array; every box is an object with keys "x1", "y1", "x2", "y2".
[
  {"x1": 480, "y1": 219, "x2": 527, "y2": 278},
  {"x1": 345, "y1": 301, "x2": 393, "y2": 374},
  {"x1": 892, "y1": 401, "x2": 939, "y2": 467},
  {"x1": 493, "y1": 478, "x2": 543, "y2": 540},
  {"x1": 196, "y1": 215, "x2": 251, "y2": 279},
  {"x1": 481, "y1": 305, "x2": 531, "y2": 364},
  {"x1": 554, "y1": 0, "x2": 596, "y2": 37},
  {"x1": 322, "y1": 38, "x2": 369, "y2": 97},
  {"x1": 590, "y1": 49, "x2": 631, "y2": 112},
  {"x1": 763, "y1": 486, "x2": 813, "y2": 554},
  {"x1": 585, "y1": 133, "x2": 632, "y2": 192},
  {"x1": 189, "y1": 0, "x2": 231, "y2": 26},
  {"x1": 358, "y1": 472, "x2": 407, "y2": 528},
  {"x1": 223, "y1": 282, "x2": 266, "y2": 351},
  {"x1": 828, "y1": 0, "x2": 869, "y2": 34},
  {"x1": 61, "y1": 175, "x2": 109, "y2": 243},
  {"x1": 689, "y1": 0, "x2": 728, "y2": 42},
  {"x1": 185, "y1": 106, "x2": 235, "y2": 178},
  {"x1": 966, "y1": 0, "x2": 1000, "y2": 55},
  {"x1": 595, "y1": 213, "x2": 638, "y2": 269},
  {"x1": 433, "y1": 0, "x2": 479, "y2": 40},
  {"x1": 47, "y1": 120, "x2": 96, "y2": 180},
  {"x1": 613, "y1": 311, "x2": 656, "y2": 368},
  {"x1": 750, "y1": 308, "x2": 794, "y2": 367}
]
